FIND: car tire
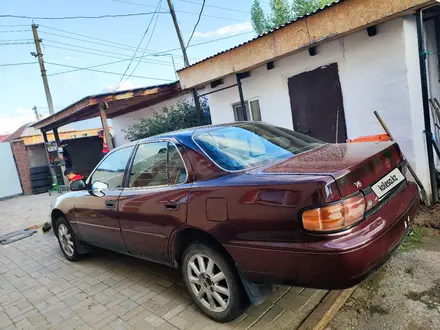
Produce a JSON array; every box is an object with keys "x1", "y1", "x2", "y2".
[
  {"x1": 31, "y1": 172, "x2": 51, "y2": 181},
  {"x1": 182, "y1": 243, "x2": 248, "y2": 322},
  {"x1": 55, "y1": 217, "x2": 81, "y2": 261},
  {"x1": 30, "y1": 166, "x2": 50, "y2": 175},
  {"x1": 32, "y1": 178, "x2": 52, "y2": 188}
]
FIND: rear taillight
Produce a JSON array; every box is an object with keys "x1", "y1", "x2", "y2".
[{"x1": 302, "y1": 193, "x2": 366, "y2": 232}]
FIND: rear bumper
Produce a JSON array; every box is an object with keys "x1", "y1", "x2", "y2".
[{"x1": 225, "y1": 182, "x2": 420, "y2": 289}]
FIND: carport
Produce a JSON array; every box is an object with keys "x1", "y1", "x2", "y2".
[{"x1": 32, "y1": 82, "x2": 182, "y2": 184}]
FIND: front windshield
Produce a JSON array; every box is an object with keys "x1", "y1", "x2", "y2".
[{"x1": 193, "y1": 123, "x2": 325, "y2": 171}]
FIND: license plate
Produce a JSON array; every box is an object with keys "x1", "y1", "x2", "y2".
[{"x1": 371, "y1": 168, "x2": 405, "y2": 199}]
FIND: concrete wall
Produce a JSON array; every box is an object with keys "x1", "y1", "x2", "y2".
[
  {"x1": 203, "y1": 17, "x2": 431, "y2": 195},
  {"x1": 111, "y1": 94, "x2": 191, "y2": 147},
  {"x1": 27, "y1": 144, "x2": 48, "y2": 168}
]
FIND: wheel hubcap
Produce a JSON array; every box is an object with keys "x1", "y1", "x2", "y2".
[
  {"x1": 58, "y1": 224, "x2": 74, "y2": 257},
  {"x1": 187, "y1": 254, "x2": 230, "y2": 313}
]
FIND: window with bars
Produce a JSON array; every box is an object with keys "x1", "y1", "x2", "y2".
[{"x1": 232, "y1": 100, "x2": 262, "y2": 122}]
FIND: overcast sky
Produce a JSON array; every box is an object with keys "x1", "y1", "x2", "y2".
[{"x1": 0, "y1": 0, "x2": 272, "y2": 134}]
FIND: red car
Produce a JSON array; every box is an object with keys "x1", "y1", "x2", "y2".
[{"x1": 51, "y1": 122, "x2": 419, "y2": 322}]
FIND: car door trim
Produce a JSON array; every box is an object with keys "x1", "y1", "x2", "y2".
[
  {"x1": 71, "y1": 221, "x2": 121, "y2": 231},
  {"x1": 120, "y1": 228, "x2": 167, "y2": 238}
]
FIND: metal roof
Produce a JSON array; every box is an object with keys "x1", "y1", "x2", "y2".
[
  {"x1": 178, "y1": 0, "x2": 343, "y2": 71},
  {"x1": 32, "y1": 82, "x2": 183, "y2": 132}
]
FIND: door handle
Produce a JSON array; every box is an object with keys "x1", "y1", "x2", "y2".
[
  {"x1": 105, "y1": 200, "x2": 117, "y2": 209},
  {"x1": 164, "y1": 202, "x2": 179, "y2": 211}
]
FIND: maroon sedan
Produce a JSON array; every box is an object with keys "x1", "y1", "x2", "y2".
[{"x1": 51, "y1": 122, "x2": 419, "y2": 322}]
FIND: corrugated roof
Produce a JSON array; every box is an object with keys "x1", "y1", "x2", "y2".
[
  {"x1": 3, "y1": 124, "x2": 28, "y2": 142},
  {"x1": 179, "y1": 0, "x2": 343, "y2": 71}
]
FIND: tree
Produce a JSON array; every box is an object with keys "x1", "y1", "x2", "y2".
[
  {"x1": 251, "y1": 0, "x2": 268, "y2": 35},
  {"x1": 251, "y1": 0, "x2": 336, "y2": 34},
  {"x1": 292, "y1": 0, "x2": 334, "y2": 18},
  {"x1": 268, "y1": 0, "x2": 293, "y2": 29},
  {"x1": 123, "y1": 100, "x2": 211, "y2": 141}
]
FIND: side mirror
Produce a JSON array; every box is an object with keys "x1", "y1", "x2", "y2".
[
  {"x1": 70, "y1": 179, "x2": 86, "y2": 191},
  {"x1": 91, "y1": 181, "x2": 109, "y2": 197}
]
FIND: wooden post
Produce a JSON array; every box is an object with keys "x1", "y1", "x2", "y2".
[{"x1": 99, "y1": 102, "x2": 114, "y2": 151}]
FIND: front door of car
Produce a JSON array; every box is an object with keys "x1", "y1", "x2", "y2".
[
  {"x1": 118, "y1": 141, "x2": 191, "y2": 263},
  {"x1": 74, "y1": 146, "x2": 135, "y2": 252}
]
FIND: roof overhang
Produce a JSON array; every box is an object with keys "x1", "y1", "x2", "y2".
[
  {"x1": 178, "y1": 0, "x2": 436, "y2": 89},
  {"x1": 33, "y1": 82, "x2": 183, "y2": 132}
]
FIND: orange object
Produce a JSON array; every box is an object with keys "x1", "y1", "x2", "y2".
[{"x1": 347, "y1": 134, "x2": 391, "y2": 143}]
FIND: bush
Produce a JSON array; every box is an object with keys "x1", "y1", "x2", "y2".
[{"x1": 123, "y1": 99, "x2": 211, "y2": 141}]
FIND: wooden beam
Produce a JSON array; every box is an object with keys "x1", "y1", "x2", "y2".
[{"x1": 99, "y1": 102, "x2": 114, "y2": 151}]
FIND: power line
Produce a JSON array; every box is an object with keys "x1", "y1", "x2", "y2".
[
  {"x1": 122, "y1": 0, "x2": 163, "y2": 87},
  {"x1": 110, "y1": 0, "x2": 243, "y2": 22},
  {"x1": 177, "y1": 0, "x2": 249, "y2": 14},
  {"x1": 0, "y1": 41, "x2": 33, "y2": 46},
  {"x1": 45, "y1": 31, "x2": 253, "y2": 77},
  {"x1": 44, "y1": 44, "x2": 181, "y2": 68},
  {"x1": 45, "y1": 61, "x2": 174, "y2": 81},
  {"x1": 39, "y1": 25, "x2": 197, "y2": 61},
  {"x1": 0, "y1": 39, "x2": 33, "y2": 42},
  {"x1": 186, "y1": 0, "x2": 205, "y2": 48},
  {"x1": 43, "y1": 40, "x2": 181, "y2": 66},
  {"x1": 42, "y1": 39, "x2": 182, "y2": 65},
  {"x1": 0, "y1": 30, "x2": 31, "y2": 33},
  {"x1": 0, "y1": 12, "x2": 168, "y2": 20},
  {"x1": 113, "y1": 0, "x2": 163, "y2": 91},
  {"x1": 0, "y1": 62, "x2": 36, "y2": 67},
  {"x1": 0, "y1": 24, "x2": 28, "y2": 27}
]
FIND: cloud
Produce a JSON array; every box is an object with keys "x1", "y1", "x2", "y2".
[
  {"x1": 103, "y1": 79, "x2": 144, "y2": 93},
  {"x1": 0, "y1": 107, "x2": 35, "y2": 135},
  {"x1": 193, "y1": 22, "x2": 253, "y2": 38}
]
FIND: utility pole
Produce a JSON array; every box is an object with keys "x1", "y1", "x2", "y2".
[
  {"x1": 32, "y1": 24, "x2": 54, "y2": 115},
  {"x1": 32, "y1": 106, "x2": 41, "y2": 122},
  {"x1": 166, "y1": 0, "x2": 204, "y2": 124}
]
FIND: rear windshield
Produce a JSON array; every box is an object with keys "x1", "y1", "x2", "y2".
[{"x1": 193, "y1": 123, "x2": 324, "y2": 171}]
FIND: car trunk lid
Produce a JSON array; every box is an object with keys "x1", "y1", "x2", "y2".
[{"x1": 254, "y1": 142, "x2": 403, "y2": 198}]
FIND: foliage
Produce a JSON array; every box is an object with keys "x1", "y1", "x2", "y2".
[
  {"x1": 268, "y1": 0, "x2": 293, "y2": 30},
  {"x1": 123, "y1": 99, "x2": 211, "y2": 141},
  {"x1": 251, "y1": 0, "x2": 336, "y2": 35},
  {"x1": 251, "y1": 0, "x2": 268, "y2": 35}
]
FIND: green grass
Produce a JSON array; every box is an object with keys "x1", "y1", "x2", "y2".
[{"x1": 399, "y1": 227, "x2": 424, "y2": 252}]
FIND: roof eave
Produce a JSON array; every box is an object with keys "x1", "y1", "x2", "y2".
[{"x1": 177, "y1": 0, "x2": 437, "y2": 89}]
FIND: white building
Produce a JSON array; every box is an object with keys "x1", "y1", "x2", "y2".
[{"x1": 178, "y1": 0, "x2": 440, "y2": 202}]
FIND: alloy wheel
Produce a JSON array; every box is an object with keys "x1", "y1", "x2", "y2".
[
  {"x1": 58, "y1": 223, "x2": 74, "y2": 257},
  {"x1": 187, "y1": 253, "x2": 230, "y2": 313}
]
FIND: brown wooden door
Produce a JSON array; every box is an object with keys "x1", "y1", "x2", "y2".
[{"x1": 288, "y1": 63, "x2": 347, "y2": 143}]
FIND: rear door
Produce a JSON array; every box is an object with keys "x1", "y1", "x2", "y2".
[
  {"x1": 118, "y1": 140, "x2": 191, "y2": 263},
  {"x1": 74, "y1": 146, "x2": 134, "y2": 252},
  {"x1": 288, "y1": 63, "x2": 347, "y2": 143}
]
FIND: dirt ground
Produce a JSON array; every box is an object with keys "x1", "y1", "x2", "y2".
[{"x1": 327, "y1": 210, "x2": 440, "y2": 330}]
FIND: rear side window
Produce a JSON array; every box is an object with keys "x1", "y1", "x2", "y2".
[
  {"x1": 91, "y1": 146, "x2": 134, "y2": 189},
  {"x1": 193, "y1": 123, "x2": 324, "y2": 171},
  {"x1": 129, "y1": 142, "x2": 187, "y2": 188}
]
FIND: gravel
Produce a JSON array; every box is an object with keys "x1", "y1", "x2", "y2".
[{"x1": 326, "y1": 224, "x2": 440, "y2": 330}]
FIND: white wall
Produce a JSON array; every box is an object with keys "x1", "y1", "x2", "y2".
[
  {"x1": 203, "y1": 17, "x2": 431, "y2": 196},
  {"x1": 0, "y1": 142, "x2": 23, "y2": 199},
  {"x1": 111, "y1": 93, "x2": 190, "y2": 146}
]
